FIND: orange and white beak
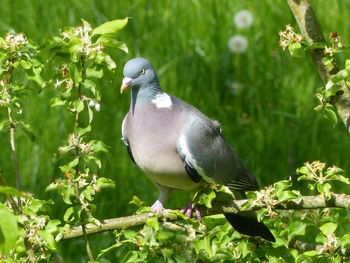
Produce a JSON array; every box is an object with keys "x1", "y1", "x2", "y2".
[{"x1": 120, "y1": 77, "x2": 133, "y2": 94}]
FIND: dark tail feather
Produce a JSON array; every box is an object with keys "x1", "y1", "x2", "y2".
[{"x1": 224, "y1": 213, "x2": 275, "y2": 242}]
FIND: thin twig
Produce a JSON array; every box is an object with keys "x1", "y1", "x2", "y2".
[
  {"x1": 72, "y1": 59, "x2": 95, "y2": 262},
  {"x1": 7, "y1": 108, "x2": 21, "y2": 191}
]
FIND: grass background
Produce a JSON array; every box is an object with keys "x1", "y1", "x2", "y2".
[{"x1": 1, "y1": 0, "x2": 350, "y2": 261}]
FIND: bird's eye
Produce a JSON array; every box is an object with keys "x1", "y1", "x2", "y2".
[{"x1": 140, "y1": 69, "x2": 145, "y2": 75}]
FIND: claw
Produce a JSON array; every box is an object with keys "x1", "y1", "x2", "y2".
[{"x1": 179, "y1": 202, "x2": 202, "y2": 221}]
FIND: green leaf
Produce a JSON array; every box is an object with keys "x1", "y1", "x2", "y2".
[
  {"x1": 146, "y1": 216, "x2": 159, "y2": 231},
  {"x1": 96, "y1": 177, "x2": 115, "y2": 190},
  {"x1": 157, "y1": 228, "x2": 175, "y2": 241},
  {"x1": 90, "y1": 140, "x2": 109, "y2": 153},
  {"x1": 329, "y1": 174, "x2": 350, "y2": 184},
  {"x1": 83, "y1": 79, "x2": 97, "y2": 93},
  {"x1": 50, "y1": 98, "x2": 67, "y2": 107},
  {"x1": 69, "y1": 63, "x2": 82, "y2": 84},
  {"x1": 195, "y1": 236, "x2": 213, "y2": 257},
  {"x1": 76, "y1": 125, "x2": 91, "y2": 136},
  {"x1": 277, "y1": 190, "x2": 300, "y2": 202},
  {"x1": 63, "y1": 206, "x2": 83, "y2": 223},
  {"x1": 346, "y1": 59, "x2": 350, "y2": 71},
  {"x1": 322, "y1": 56, "x2": 334, "y2": 68},
  {"x1": 26, "y1": 66, "x2": 45, "y2": 87},
  {"x1": 317, "y1": 182, "x2": 332, "y2": 199},
  {"x1": 129, "y1": 196, "x2": 144, "y2": 207},
  {"x1": 20, "y1": 60, "x2": 32, "y2": 69},
  {"x1": 62, "y1": 185, "x2": 75, "y2": 204},
  {"x1": 73, "y1": 99, "x2": 84, "y2": 113},
  {"x1": 120, "y1": 251, "x2": 140, "y2": 263},
  {"x1": 322, "y1": 104, "x2": 338, "y2": 127},
  {"x1": 92, "y1": 18, "x2": 129, "y2": 36},
  {"x1": 96, "y1": 34, "x2": 128, "y2": 53},
  {"x1": 88, "y1": 106, "x2": 93, "y2": 124},
  {"x1": 0, "y1": 204, "x2": 18, "y2": 255},
  {"x1": 0, "y1": 120, "x2": 11, "y2": 131},
  {"x1": 197, "y1": 190, "x2": 216, "y2": 208},
  {"x1": 0, "y1": 186, "x2": 27, "y2": 197},
  {"x1": 331, "y1": 69, "x2": 348, "y2": 82},
  {"x1": 82, "y1": 187, "x2": 96, "y2": 201},
  {"x1": 63, "y1": 207, "x2": 74, "y2": 222},
  {"x1": 86, "y1": 67, "x2": 103, "y2": 79},
  {"x1": 296, "y1": 166, "x2": 310, "y2": 175},
  {"x1": 96, "y1": 52, "x2": 116, "y2": 70},
  {"x1": 45, "y1": 219, "x2": 61, "y2": 234},
  {"x1": 288, "y1": 221, "x2": 306, "y2": 240},
  {"x1": 325, "y1": 166, "x2": 344, "y2": 177},
  {"x1": 274, "y1": 180, "x2": 298, "y2": 201},
  {"x1": 320, "y1": 222, "x2": 337, "y2": 235},
  {"x1": 39, "y1": 230, "x2": 57, "y2": 251},
  {"x1": 59, "y1": 158, "x2": 79, "y2": 173},
  {"x1": 288, "y1": 42, "x2": 303, "y2": 58},
  {"x1": 339, "y1": 232, "x2": 350, "y2": 247}
]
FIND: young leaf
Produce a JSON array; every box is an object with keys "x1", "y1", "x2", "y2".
[
  {"x1": 0, "y1": 185, "x2": 27, "y2": 197},
  {"x1": 96, "y1": 177, "x2": 115, "y2": 190},
  {"x1": 90, "y1": 140, "x2": 109, "y2": 153},
  {"x1": 288, "y1": 42, "x2": 303, "y2": 58},
  {"x1": 129, "y1": 195, "x2": 144, "y2": 207},
  {"x1": 59, "y1": 158, "x2": 79, "y2": 173},
  {"x1": 0, "y1": 204, "x2": 18, "y2": 255},
  {"x1": 323, "y1": 104, "x2": 338, "y2": 127},
  {"x1": 146, "y1": 216, "x2": 159, "y2": 231},
  {"x1": 50, "y1": 98, "x2": 67, "y2": 107},
  {"x1": 92, "y1": 18, "x2": 129, "y2": 36},
  {"x1": 320, "y1": 222, "x2": 337, "y2": 235},
  {"x1": 288, "y1": 221, "x2": 306, "y2": 240},
  {"x1": 0, "y1": 120, "x2": 11, "y2": 131},
  {"x1": 86, "y1": 67, "x2": 104, "y2": 79},
  {"x1": 96, "y1": 34, "x2": 128, "y2": 53},
  {"x1": 72, "y1": 99, "x2": 84, "y2": 113},
  {"x1": 39, "y1": 230, "x2": 57, "y2": 251},
  {"x1": 26, "y1": 66, "x2": 45, "y2": 87},
  {"x1": 316, "y1": 182, "x2": 332, "y2": 200}
]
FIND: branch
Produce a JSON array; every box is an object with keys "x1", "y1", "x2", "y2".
[
  {"x1": 287, "y1": 0, "x2": 350, "y2": 133},
  {"x1": 62, "y1": 194, "x2": 350, "y2": 240}
]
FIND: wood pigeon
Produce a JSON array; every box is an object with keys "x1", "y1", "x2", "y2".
[{"x1": 120, "y1": 57, "x2": 275, "y2": 242}]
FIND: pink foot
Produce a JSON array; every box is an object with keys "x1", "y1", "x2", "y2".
[
  {"x1": 179, "y1": 203, "x2": 202, "y2": 221},
  {"x1": 151, "y1": 200, "x2": 164, "y2": 213}
]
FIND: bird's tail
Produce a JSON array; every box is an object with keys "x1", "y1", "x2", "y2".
[
  {"x1": 224, "y1": 190, "x2": 275, "y2": 242},
  {"x1": 224, "y1": 212, "x2": 275, "y2": 242}
]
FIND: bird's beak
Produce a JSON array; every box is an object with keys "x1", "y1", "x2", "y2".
[{"x1": 120, "y1": 77, "x2": 133, "y2": 94}]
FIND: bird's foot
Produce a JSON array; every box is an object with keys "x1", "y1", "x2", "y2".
[
  {"x1": 179, "y1": 203, "x2": 202, "y2": 221},
  {"x1": 151, "y1": 200, "x2": 165, "y2": 213}
]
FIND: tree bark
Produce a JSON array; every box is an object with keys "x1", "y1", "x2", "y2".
[
  {"x1": 62, "y1": 193, "x2": 350, "y2": 240},
  {"x1": 287, "y1": 0, "x2": 350, "y2": 133}
]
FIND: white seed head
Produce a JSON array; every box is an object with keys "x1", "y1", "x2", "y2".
[
  {"x1": 228, "y1": 35, "x2": 248, "y2": 54},
  {"x1": 233, "y1": 10, "x2": 254, "y2": 29}
]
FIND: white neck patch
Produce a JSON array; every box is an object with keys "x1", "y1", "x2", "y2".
[{"x1": 151, "y1": 93, "x2": 173, "y2": 109}]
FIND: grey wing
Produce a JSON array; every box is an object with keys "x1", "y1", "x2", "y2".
[
  {"x1": 121, "y1": 114, "x2": 136, "y2": 164},
  {"x1": 176, "y1": 114, "x2": 258, "y2": 191}
]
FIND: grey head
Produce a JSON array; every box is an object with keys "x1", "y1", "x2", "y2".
[{"x1": 120, "y1": 58, "x2": 160, "y2": 94}]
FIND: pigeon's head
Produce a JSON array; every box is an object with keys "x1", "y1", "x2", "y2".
[{"x1": 120, "y1": 58, "x2": 158, "y2": 93}]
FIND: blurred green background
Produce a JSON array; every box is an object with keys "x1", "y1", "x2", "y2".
[{"x1": 1, "y1": 0, "x2": 350, "y2": 261}]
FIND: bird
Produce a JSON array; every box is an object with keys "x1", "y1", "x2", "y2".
[{"x1": 120, "y1": 57, "x2": 275, "y2": 242}]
